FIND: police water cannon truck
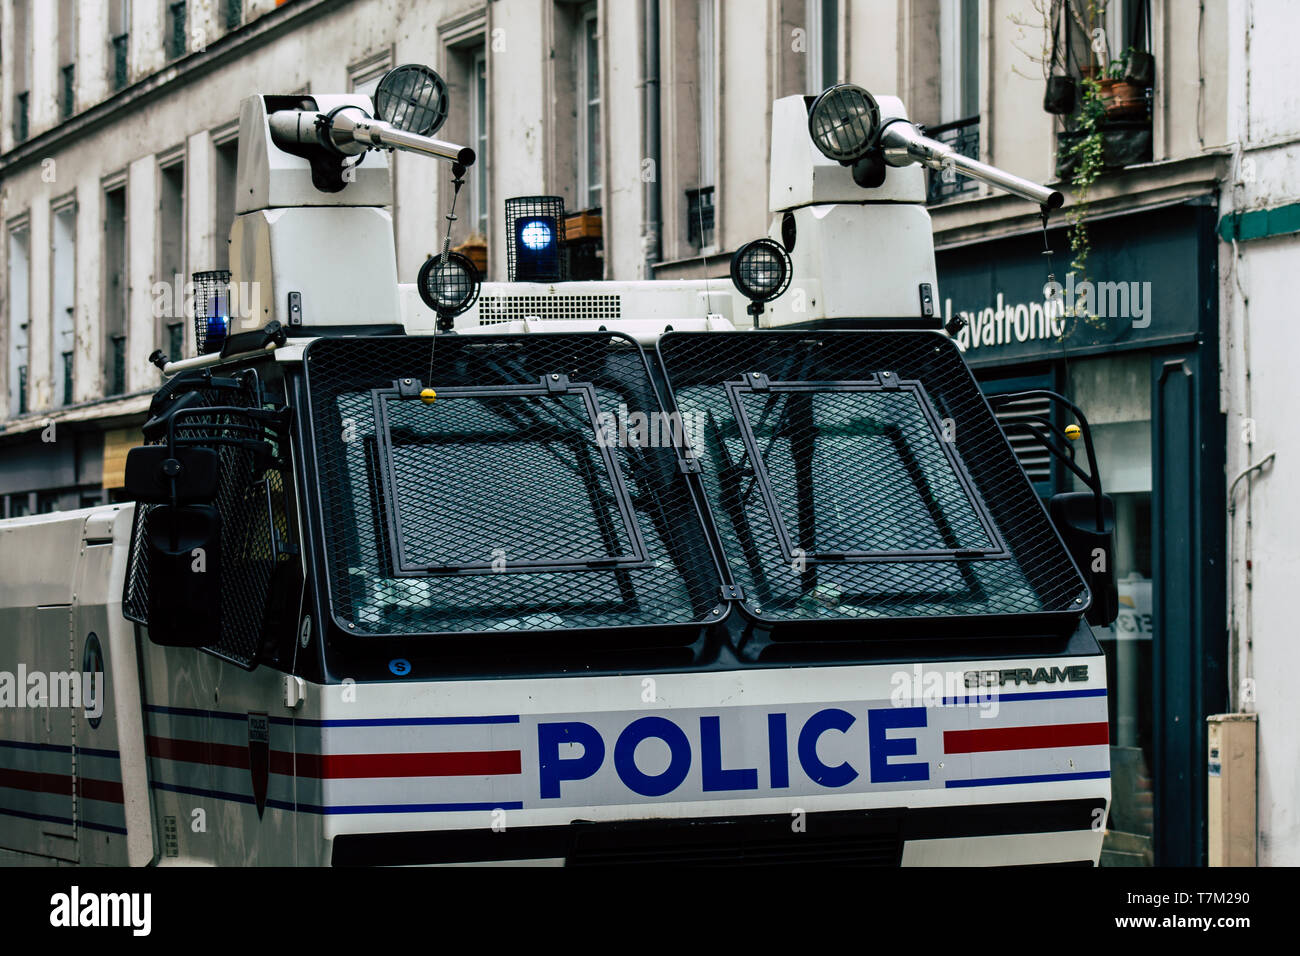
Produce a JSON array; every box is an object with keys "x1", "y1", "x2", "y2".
[{"x1": 0, "y1": 68, "x2": 1118, "y2": 866}]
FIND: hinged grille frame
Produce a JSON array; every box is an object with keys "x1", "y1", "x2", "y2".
[
  {"x1": 370, "y1": 376, "x2": 651, "y2": 576},
  {"x1": 722, "y1": 374, "x2": 1010, "y2": 566}
]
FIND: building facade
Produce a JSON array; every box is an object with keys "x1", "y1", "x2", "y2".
[{"x1": 0, "y1": 0, "x2": 1286, "y2": 865}]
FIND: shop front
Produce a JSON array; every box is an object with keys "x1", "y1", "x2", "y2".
[{"x1": 936, "y1": 198, "x2": 1226, "y2": 866}]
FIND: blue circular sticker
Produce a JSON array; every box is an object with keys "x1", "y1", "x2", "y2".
[{"x1": 388, "y1": 658, "x2": 412, "y2": 676}]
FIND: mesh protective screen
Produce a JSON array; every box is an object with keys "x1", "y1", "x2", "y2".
[
  {"x1": 302, "y1": 334, "x2": 721, "y2": 637},
  {"x1": 656, "y1": 330, "x2": 1088, "y2": 625},
  {"x1": 122, "y1": 371, "x2": 291, "y2": 668}
]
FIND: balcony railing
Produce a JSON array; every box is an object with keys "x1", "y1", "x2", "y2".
[
  {"x1": 686, "y1": 186, "x2": 715, "y2": 249},
  {"x1": 924, "y1": 115, "x2": 980, "y2": 205},
  {"x1": 112, "y1": 35, "x2": 130, "y2": 91}
]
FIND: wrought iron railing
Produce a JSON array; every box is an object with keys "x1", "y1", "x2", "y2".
[{"x1": 924, "y1": 115, "x2": 980, "y2": 205}]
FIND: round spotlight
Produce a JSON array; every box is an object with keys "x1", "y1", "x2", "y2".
[
  {"x1": 730, "y1": 238, "x2": 792, "y2": 322},
  {"x1": 417, "y1": 252, "x2": 481, "y2": 329},
  {"x1": 520, "y1": 220, "x2": 554, "y2": 251},
  {"x1": 808, "y1": 84, "x2": 881, "y2": 164},
  {"x1": 374, "y1": 64, "x2": 450, "y2": 137}
]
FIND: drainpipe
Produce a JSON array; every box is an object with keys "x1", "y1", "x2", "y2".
[{"x1": 641, "y1": 0, "x2": 662, "y2": 278}]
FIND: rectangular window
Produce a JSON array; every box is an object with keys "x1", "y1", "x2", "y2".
[
  {"x1": 577, "y1": 7, "x2": 601, "y2": 211},
  {"x1": 213, "y1": 136, "x2": 239, "y2": 271},
  {"x1": 59, "y1": 0, "x2": 77, "y2": 119},
  {"x1": 104, "y1": 185, "x2": 128, "y2": 396},
  {"x1": 698, "y1": 0, "x2": 716, "y2": 189},
  {"x1": 110, "y1": 0, "x2": 131, "y2": 91},
  {"x1": 52, "y1": 205, "x2": 77, "y2": 407},
  {"x1": 939, "y1": 0, "x2": 979, "y2": 123},
  {"x1": 225, "y1": 0, "x2": 243, "y2": 31},
  {"x1": 167, "y1": 2, "x2": 188, "y2": 60},
  {"x1": 8, "y1": 225, "x2": 31, "y2": 416},
  {"x1": 159, "y1": 158, "x2": 186, "y2": 356},
  {"x1": 470, "y1": 48, "x2": 489, "y2": 238},
  {"x1": 806, "y1": 0, "x2": 838, "y2": 92}
]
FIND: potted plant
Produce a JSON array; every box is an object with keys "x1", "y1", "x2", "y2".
[{"x1": 1098, "y1": 49, "x2": 1148, "y2": 119}]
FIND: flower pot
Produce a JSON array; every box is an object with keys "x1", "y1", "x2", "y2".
[
  {"x1": 1099, "y1": 78, "x2": 1147, "y2": 119},
  {"x1": 1100, "y1": 119, "x2": 1152, "y2": 168}
]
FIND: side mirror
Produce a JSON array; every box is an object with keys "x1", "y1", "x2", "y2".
[
  {"x1": 987, "y1": 388, "x2": 1119, "y2": 628},
  {"x1": 144, "y1": 504, "x2": 223, "y2": 648},
  {"x1": 1050, "y1": 492, "x2": 1119, "y2": 628}
]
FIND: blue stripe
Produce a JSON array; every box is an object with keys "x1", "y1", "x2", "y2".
[
  {"x1": 0, "y1": 805, "x2": 130, "y2": 837},
  {"x1": 319, "y1": 801, "x2": 525, "y2": 815},
  {"x1": 76, "y1": 745, "x2": 122, "y2": 759},
  {"x1": 145, "y1": 704, "x2": 248, "y2": 721},
  {"x1": 946, "y1": 770, "x2": 1111, "y2": 788},
  {"x1": 942, "y1": 688, "x2": 1108, "y2": 705},
  {"x1": 78, "y1": 819, "x2": 129, "y2": 836},
  {"x1": 0, "y1": 805, "x2": 73, "y2": 827},
  {"x1": 150, "y1": 781, "x2": 522, "y2": 816},
  {"x1": 145, "y1": 704, "x2": 519, "y2": 727},
  {"x1": 290, "y1": 716, "x2": 521, "y2": 728},
  {"x1": 0, "y1": 738, "x2": 72, "y2": 754},
  {"x1": 151, "y1": 780, "x2": 255, "y2": 805}
]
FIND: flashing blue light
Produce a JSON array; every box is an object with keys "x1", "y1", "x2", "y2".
[{"x1": 521, "y1": 219, "x2": 554, "y2": 250}]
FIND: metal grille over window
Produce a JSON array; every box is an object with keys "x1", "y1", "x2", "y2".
[
  {"x1": 302, "y1": 334, "x2": 722, "y2": 639},
  {"x1": 991, "y1": 393, "x2": 1055, "y2": 484},
  {"x1": 655, "y1": 331, "x2": 1088, "y2": 632},
  {"x1": 122, "y1": 369, "x2": 295, "y2": 669},
  {"x1": 924, "y1": 116, "x2": 980, "y2": 204}
]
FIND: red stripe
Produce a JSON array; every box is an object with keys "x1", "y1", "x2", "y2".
[
  {"x1": 299, "y1": 750, "x2": 522, "y2": 779},
  {"x1": 943, "y1": 721, "x2": 1110, "y2": 754},
  {"x1": 147, "y1": 735, "x2": 520, "y2": 778},
  {"x1": 0, "y1": 767, "x2": 124, "y2": 804}
]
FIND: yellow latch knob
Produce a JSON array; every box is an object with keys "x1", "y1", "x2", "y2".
[
  {"x1": 1065, "y1": 424, "x2": 1081, "y2": 440},
  {"x1": 420, "y1": 388, "x2": 437, "y2": 404}
]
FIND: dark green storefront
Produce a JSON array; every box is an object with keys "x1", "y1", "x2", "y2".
[{"x1": 936, "y1": 198, "x2": 1226, "y2": 866}]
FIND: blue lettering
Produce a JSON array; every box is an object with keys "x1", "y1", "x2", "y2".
[
  {"x1": 868, "y1": 707, "x2": 929, "y2": 782},
  {"x1": 768, "y1": 713, "x2": 789, "y2": 789},
  {"x1": 797, "y1": 708, "x2": 859, "y2": 788},
  {"x1": 537, "y1": 721, "x2": 605, "y2": 799},
  {"x1": 614, "y1": 716, "x2": 692, "y2": 797},
  {"x1": 700, "y1": 716, "x2": 758, "y2": 791}
]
